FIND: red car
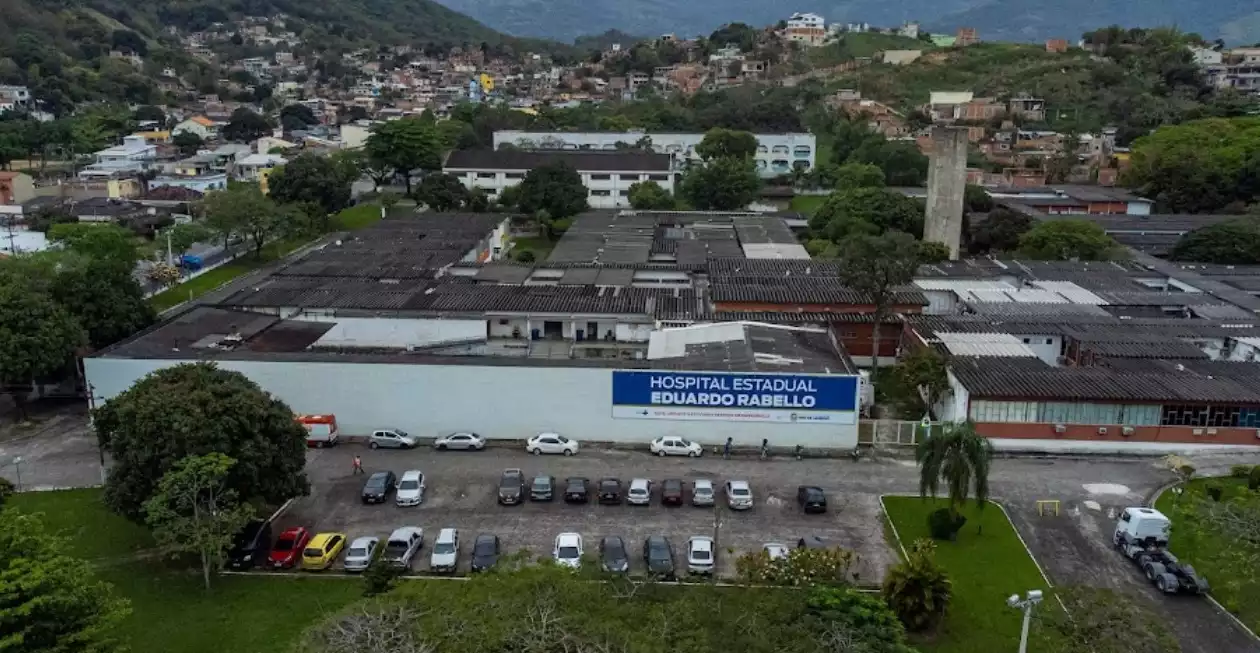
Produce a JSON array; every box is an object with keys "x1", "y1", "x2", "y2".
[{"x1": 268, "y1": 527, "x2": 312, "y2": 569}]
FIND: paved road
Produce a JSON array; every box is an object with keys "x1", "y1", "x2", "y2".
[{"x1": 3, "y1": 410, "x2": 1258, "y2": 651}]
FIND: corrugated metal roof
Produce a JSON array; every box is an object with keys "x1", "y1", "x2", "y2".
[
  {"x1": 1027, "y1": 281, "x2": 1108, "y2": 305},
  {"x1": 938, "y1": 332, "x2": 1039, "y2": 357}
]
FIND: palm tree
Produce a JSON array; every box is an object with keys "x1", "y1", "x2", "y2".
[{"x1": 916, "y1": 420, "x2": 994, "y2": 518}]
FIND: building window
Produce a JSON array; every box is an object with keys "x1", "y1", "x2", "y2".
[
  {"x1": 1022, "y1": 338, "x2": 1031, "y2": 344},
  {"x1": 619, "y1": 174, "x2": 639, "y2": 181},
  {"x1": 590, "y1": 190, "x2": 612, "y2": 197},
  {"x1": 476, "y1": 172, "x2": 496, "y2": 180},
  {"x1": 648, "y1": 174, "x2": 669, "y2": 182},
  {"x1": 618, "y1": 190, "x2": 629, "y2": 196},
  {"x1": 590, "y1": 174, "x2": 611, "y2": 181},
  {"x1": 505, "y1": 173, "x2": 524, "y2": 180}
]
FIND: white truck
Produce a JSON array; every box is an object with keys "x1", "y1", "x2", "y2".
[{"x1": 1112, "y1": 507, "x2": 1210, "y2": 595}]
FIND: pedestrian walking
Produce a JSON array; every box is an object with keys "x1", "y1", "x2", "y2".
[
  {"x1": 352, "y1": 454, "x2": 364, "y2": 474},
  {"x1": 795, "y1": 444, "x2": 803, "y2": 461},
  {"x1": 760, "y1": 438, "x2": 769, "y2": 460},
  {"x1": 723, "y1": 437, "x2": 733, "y2": 459}
]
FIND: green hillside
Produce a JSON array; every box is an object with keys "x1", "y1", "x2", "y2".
[{"x1": 808, "y1": 32, "x2": 933, "y2": 67}]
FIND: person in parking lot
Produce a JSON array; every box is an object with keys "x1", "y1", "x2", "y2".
[
  {"x1": 760, "y1": 439, "x2": 769, "y2": 460},
  {"x1": 352, "y1": 455, "x2": 364, "y2": 475},
  {"x1": 723, "y1": 437, "x2": 732, "y2": 459}
]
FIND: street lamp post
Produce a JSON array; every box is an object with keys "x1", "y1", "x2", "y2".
[
  {"x1": 1007, "y1": 589, "x2": 1044, "y2": 653},
  {"x1": 12, "y1": 456, "x2": 22, "y2": 492}
]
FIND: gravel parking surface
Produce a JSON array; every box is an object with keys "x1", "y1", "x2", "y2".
[{"x1": 281, "y1": 445, "x2": 897, "y2": 581}]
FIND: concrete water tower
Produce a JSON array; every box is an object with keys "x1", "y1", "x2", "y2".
[{"x1": 923, "y1": 126, "x2": 969, "y2": 260}]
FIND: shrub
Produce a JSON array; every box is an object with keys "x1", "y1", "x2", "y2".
[
  {"x1": 1230, "y1": 465, "x2": 1253, "y2": 478},
  {"x1": 1206, "y1": 484, "x2": 1224, "y2": 502},
  {"x1": 1249, "y1": 465, "x2": 1260, "y2": 491},
  {"x1": 927, "y1": 508, "x2": 966, "y2": 541},
  {"x1": 514, "y1": 249, "x2": 536, "y2": 263},
  {"x1": 0, "y1": 477, "x2": 12, "y2": 507},
  {"x1": 362, "y1": 559, "x2": 404, "y2": 597},
  {"x1": 883, "y1": 539, "x2": 952, "y2": 632},
  {"x1": 735, "y1": 544, "x2": 859, "y2": 586}
]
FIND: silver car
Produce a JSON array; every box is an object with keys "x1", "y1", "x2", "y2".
[
  {"x1": 686, "y1": 536, "x2": 715, "y2": 575},
  {"x1": 369, "y1": 428, "x2": 417, "y2": 449},
  {"x1": 430, "y1": 528, "x2": 459, "y2": 573},
  {"x1": 725, "y1": 480, "x2": 753, "y2": 510},
  {"x1": 433, "y1": 432, "x2": 486, "y2": 451},
  {"x1": 382, "y1": 527, "x2": 423, "y2": 567},
  {"x1": 627, "y1": 478, "x2": 652, "y2": 505},
  {"x1": 343, "y1": 536, "x2": 379, "y2": 572},
  {"x1": 691, "y1": 479, "x2": 716, "y2": 506}
]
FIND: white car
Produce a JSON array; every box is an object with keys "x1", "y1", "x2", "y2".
[
  {"x1": 763, "y1": 542, "x2": 789, "y2": 561},
  {"x1": 554, "y1": 532, "x2": 584, "y2": 569},
  {"x1": 725, "y1": 480, "x2": 754, "y2": 510},
  {"x1": 433, "y1": 432, "x2": 486, "y2": 451},
  {"x1": 369, "y1": 428, "x2": 418, "y2": 449},
  {"x1": 649, "y1": 436, "x2": 703, "y2": 457},
  {"x1": 382, "y1": 527, "x2": 424, "y2": 567},
  {"x1": 627, "y1": 478, "x2": 652, "y2": 505},
  {"x1": 526, "y1": 432, "x2": 579, "y2": 456},
  {"x1": 691, "y1": 479, "x2": 716, "y2": 506},
  {"x1": 395, "y1": 470, "x2": 426, "y2": 507},
  {"x1": 430, "y1": 528, "x2": 459, "y2": 573},
  {"x1": 686, "y1": 536, "x2": 715, "y2": 575},
  {"x1": 342, "y1": 536, "x2": 379, "y2": 572}
]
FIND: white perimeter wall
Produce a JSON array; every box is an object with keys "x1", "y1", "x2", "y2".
[{"x1": 84, "y1": 358, "x2": 857, "y2": 449}]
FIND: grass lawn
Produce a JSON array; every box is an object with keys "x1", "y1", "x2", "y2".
[
  {"x1": 510, "y1": 235, "x2": 555, "y2": 262},
  {"x1": 10, "y1": 489, "x2": 362, "y2": 653},
  {"x1": 149, "y1": 237, "x2": 309, "y2": 312},
  {"x1": 1154, "y1": 476, "x2": 1259, "y2": 631},
  {"x1": 882, "y1": 496, "x2": 1056, "y2": 653},
  {"x1": 789, "y1": 195, "x2": 828, "y2": 215},
  {"x1": 332, "y1": 203, "x2": 384, "y2": 230}
]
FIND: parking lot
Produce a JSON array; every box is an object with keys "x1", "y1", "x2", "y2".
[{"x1": 279, "y1": 444, "x2": 897, "y2": 581}]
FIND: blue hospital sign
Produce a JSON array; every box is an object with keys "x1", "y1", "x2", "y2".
[{"x1": 611, "y1": 371, "x2": 860, "y2": 424}]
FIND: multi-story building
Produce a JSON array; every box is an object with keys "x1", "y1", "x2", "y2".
[
  {"x1": 444, "y1": 150, "x2": 677, "y2": 209},
  {"x1": 1203, "y1": 47, "x2": 1260, "y2": 94},
  {"x1": 493, "y1": 130, "x2": 817, "y2": 178},
  {"x1": 78, "y1": 136, "x2": 158, "y2": 179},
  {"x1": 0, "y1": 85, "x2": 32, "y2": 113},
  {"x1": 785, "y1": 13, "x2": 827, "y2": 46}
]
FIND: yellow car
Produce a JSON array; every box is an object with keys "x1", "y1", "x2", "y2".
[{"x1": 301, "y1": 532, "x2": 347, "y2": 571}]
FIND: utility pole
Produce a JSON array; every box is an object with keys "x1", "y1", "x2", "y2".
[{"x1": 1007, "y1": 590, "x2": 1044, "y2": 653}]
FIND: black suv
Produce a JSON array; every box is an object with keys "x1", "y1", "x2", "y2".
[
  {"x1": 564, "y1": 477, "x2": 589, "y2": 503},
  {"x1": 643, "y1": 535, "x2": 675, "y2": 579},
  {"x1": 797, "y1": 486, "x2": 827, "y2": 514},
  {"x1": 600, "y1": 535, "x2": 629, "y2": 573},
  {"x1": 498, "y1": 468, "x2": 525, "y2": 505},
  {"x1": 226, "y1": 519, "x2": 272, "y2": 569},
  {"x1": 361, "y1": 470, "x2": 397, "y2": 504},
  {"x1": 597, "y1": 478, "x2": 622, "y2": 504},
  {"x1": 471, "y1": 534, "x2": 501, "y2": 572},
  {"x1": 530, "y1": 475, "x2": 555, "y2": 501}
]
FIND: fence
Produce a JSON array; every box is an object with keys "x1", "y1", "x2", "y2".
[{"x1": 858, "y1": 420, "x2": 941, "y2": 448}]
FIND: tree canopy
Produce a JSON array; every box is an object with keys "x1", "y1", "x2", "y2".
[
  {"x1": 93, "y1": 362, "x2": 310, "y2": 521},
  {"x1": 695, "y1": 128, "x2": 758, "y2": 160},
  {"x1": 515, "y1": 162, "x2": 589, "y2": 219},
  {"x1": 627, "y1": 181, "x2": 676, "y2": 210},
  {"x1": 969, "y1": 207, "x2": 1034, "y2": 254},
  {"x1": 364, "y1": 118, "x2": 443, "y2": 194},
  {"x1": 204, "y1": 184, "x2": 299, "y2": 259},
  {"x1": 47, "y1": 223, "x2": 140, "y2": 272},
  {"x1": 415, "y1": 172, "x2": 472, "y2": 212},
  {"x1": 222, "y1": 108, "x2": 273, "y2": 142},
  {"x1": 1124, "y1": 117, "x2": 1260, "y2": 214},
  {"x1": 1018, "y1": 219, "x2": 1120, "y2": 261},
  {"x1": 917, "y1": 420, "x2": 994, "y2": 519},
  {"x1": 679, "y1": 156, "x2": 761, "y2": 211},
  {"x1": 810, "y1": 188, "x2": 925, "y2": 241},
  {"x1": 837, "y1": 231, "x2": 920, "y2": 372},
  {"x1": 1169, "y1": 217, "x2": 1260, "y2": 264},
  {"x1": 49, "y1": 255, "x2": 155, "y2": 350},
  {"x1": 266, "y1": 153, "x2": 355, "y2": 221},
  {"x1": 0, "y1": 510, "x2": 131, "y2": 653},
  {"x1": 0, "y1": 280, "x2": 86, "y2": 420},
  {"x1": 834, "y1": 162, "x2": 886, "y2": 190}
]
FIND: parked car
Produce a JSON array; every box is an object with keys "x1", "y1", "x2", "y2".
[
  {"x1": 343, "y1": 536, "x2": 380, "y2": 572},
  {"x1": 226, "y1": 519, "x2": 272, "y2": 570},
  {"x1": 369, "y1": 428, "x2": 418, "y2": 449},
  {"x1": 433, "y1": 432, "x2": 486, "y2": 451},
  {"x1": 597, "y1": 478, "x2": 622, "y2": 504},
  {"x1": 763, "y1": 542, "x2": 789, "y2": 561},
  {"x1": 382, "y1": 527, "x2": 424, "y2": 568},
  {"x1": 661, "y1": 479, "x2": 685, "y2": 506},
  {"x1": 797, "y1": 535, "x2": 828, "y2": 550},
  {"x1": 268, "y1": 526, "x2": 311, "y2": 569},
  {"x1": 498, "y1": 468, "x2": 525, "y2": 505},
  {"x1": 396, "y1": 470, "x2": 426, "y2": 507},
  {"x1": 686, "y1": 536, "x2": 715, "y2": 575},
  {"x1": 361, "y1": 470, "x2": 398, "y2": 504},
  {"x1": 471, "y1": 534, "x2": 501, "y2": 572},
  {"x1": 649, "y1": 436, "x2": 703, "y2": 457},
  {"x1": 600, "y1": 536, "x2": 630, "y2": 573},
  {"x1": 301, "y1": 532, "x2": 347, "y2": 571},
  {"x1": 430, "y1": 528, "x2": 460, "y2": 573},
  {"x1": 564, "y1": 477, "x2": 590, "y2": 503},
  {"x1": 691, "y1": 479, "x2": 716, "y2": 507},
  {"x1": 725, "y1": 480, "x2": 754, "y2": 510},
  {"x1": 627, "y1": 478, "x2": 652, "y2": 505},
  {"x1": 797, "y1": 486, "x2": 827, "y2": 514},
  {"x1": 527, "y1": 433, "x2": 580, "y2": 456},
  {"x1": 554, "y1": 532, "x2": 584, "y2": 569},
  {"x1": 531, "y1": 475, "x2": 556, "y2": 501},
  {"x1": 643, "y1": 535, "x2": 675, "y2": 578}
]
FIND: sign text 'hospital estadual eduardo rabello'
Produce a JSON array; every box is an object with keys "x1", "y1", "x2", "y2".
[{"x1": 610, "y1": 371, "x2": 859, "y2": 424}]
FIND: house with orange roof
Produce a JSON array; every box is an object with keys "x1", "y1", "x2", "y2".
[{"x1": 172, "y1": 115, "x2": 220, "y2": 140}]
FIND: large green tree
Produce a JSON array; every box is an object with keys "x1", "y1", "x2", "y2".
[
  {"x1": 1169, "y1": 218, "x2": 1260, "y2": 264},
  {"x1": 204, "y1": 185, "x2": 299, "y2": 259},
  {"x1": 810, "y1": 188, "x2": 925, "y2": 242},
  {"x1": 1018, "y1": 219, "x2": 1119, "y2": 261},
  {"x1": 222, "y1": 107, "x2": 273, "y2": 142},
  {"x1": 516, "y1": 162, "x2": 589, "y2": 219},
  {"x1": 678, "y1": 156, "x2": 761, "y2": 210},
  {"x1": 836, "y1": 231, "x2": 920, "y2": 373},
  {"x1": 144, "y1": 453, "x2": 255, "y2": 590},
  {"x1": 694, "y1": 128, "x2": 758, "y2": 160},
  {"x1": 0, "y1": 281, "x2": 86, "y2": 421},
  {"x1": 1125, "y1": 116, "x2": 1260, "y2": 214},
  {"x1": 50, "y1": 257, "x2": 155, "y2": 351},
  {"x1": 93, "y1": 362, "x2": 310, "y2": 522},
  {"x1": 917, "y1": 420, "x2": 994, "y2": 520},
  {"x1": 969, "y1": 207, "x2": 1033, "y2": 254},
  {"x1": 834, "y1": 162, "x2": 886, "y2": 190},
  {"x1": 266, "y1": 153, "x2": 354, "y2": 223},
  {"x1": 882, "y1": 539, "x2": 952, "y2": 632},
  {"x1": 364, "y1": 118, "x2": 442, "y2": 194},
  {"x1": 627, "y1": 180, "x2": 676, "y2": 210},
  {"x1": 414, "y1": 172, "x2": 472, "y2": 212},
  {"x1": 0, "y1": 511, "x2": 131, "y2": 653},
  {"x1": 47, "y1": 223, "x2": 141, "y2": 272}
]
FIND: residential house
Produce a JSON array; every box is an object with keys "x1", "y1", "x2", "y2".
[
  {"x1": 785, "y1": 13, "x2": 827, "y2": 46},
  {"x1": 0, "y1": 171, "x2": 35, "y2": 205},
  {"x1": 78, "y1": 136, "x2": 157, "y2": 179},
  {"x1": 828, "y1": 92, "x2": 908, "y2": 137},
  {"x1": 1046, "y1": 39, "x2": 1069, "y2": 53},
  {"x1": 1008, "y1": 94, "x2": 1046, "y2": 122},
  {"x1": 926, "y1": 92, "x2": 1004, "y2": 122},
  {"x1": 173, "y1": 115, "x2": 219, "y2": 140},
  {"x1": 955, "y1": 28, "x2": 979, "y2": 47},
  {"x1": 235, "y1": 153, "x2": 287, "y2": 183},
  {"x1": 898, "y1": 22, "x2": 920, "y2": 39},
  {"x1": 0, "y1": 85, "x2": 32, "y2": 113},
  {"x1": 986, "y1": 185, "x2": 1153, "y2": 215}
]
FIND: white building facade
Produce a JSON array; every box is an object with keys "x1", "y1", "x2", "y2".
[
  {"x1": 493, "y1": 130, "x2": 817, "y2": 178},
  {"x1": 444, "y1": 150, "x2": 678, "y2": 209}
]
